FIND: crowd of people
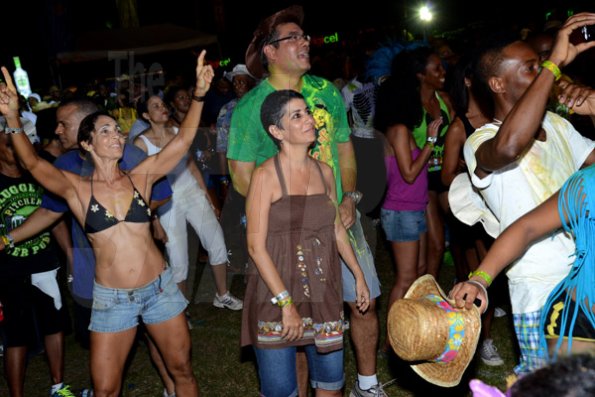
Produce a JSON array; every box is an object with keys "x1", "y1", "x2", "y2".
[{"x1": 0, "y1": 4, "x2": 595, "y2": 397}]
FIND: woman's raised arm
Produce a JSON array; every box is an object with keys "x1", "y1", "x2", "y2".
[
  {"x1": 134, "y1": 50, "x2": 214, "y2": 183},
  {"x1": 0, "y1": 67, "x2": 76, "y2": 201}
]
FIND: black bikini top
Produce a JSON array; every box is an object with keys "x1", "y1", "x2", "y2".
[{"x1": 84, "y1": 174, "x2": 151, "y2": 234}]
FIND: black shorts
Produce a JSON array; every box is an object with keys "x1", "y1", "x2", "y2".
[
  {"x1": 428, "y1": 170, "x2": 449, "y2": 194},
  {"x1": 0, "y1": 274, "x2": 67, "y2": 347},
  {"x1": 544, "y1": 290, "x2": 595, "y2": 342}
]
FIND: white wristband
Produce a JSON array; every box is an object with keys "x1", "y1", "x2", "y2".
[
  {"x1": 465, "y1": 280, "x2": 489, "y2": 312},
  {"x1": 270, "y1": 290, "x2": 290, "y2": 305}
]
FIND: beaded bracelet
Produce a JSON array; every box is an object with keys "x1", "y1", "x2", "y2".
[
  {"x1": 541, "y1": 60, "x2": 561, "y2": 81},
  {"x1": 468, "y1": 270, "x2": 493, "y2": 287},
  {"x1": 192, "y1": 95, "x2": 206, "y2": 102}
]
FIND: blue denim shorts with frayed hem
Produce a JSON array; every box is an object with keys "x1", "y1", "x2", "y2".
[
  {"x1": 89, "y1": 266, "x2": 188, "y2": 333},
  {"x1": 381, "y1": 208, "x2": 427, "y2": 242}
]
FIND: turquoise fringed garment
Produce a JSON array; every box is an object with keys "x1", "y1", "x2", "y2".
[{"x1": 540, "y1": 164, "x2": 595, "y2": 358}]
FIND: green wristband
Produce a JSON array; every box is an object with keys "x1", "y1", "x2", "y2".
[
  {"x1": 541, "y1": 60, "x2": 561, "y2": 81},
  {"x1": 468, "y1": 270, "x2": 493, "y2": 287}
]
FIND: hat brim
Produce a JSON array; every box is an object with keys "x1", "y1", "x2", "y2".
[
  {"x1": 245, "y1": 5, "x2": 304, "y2": 79},
  {"x1": 225, "y1": 67, "x2": 256, "y2": 82},
  {"x1": 397, "y1": 275, "x2": 481, "y2": 387},
  {"x1": 449, "y1": 172, "x2": 500, "y2": 238}
]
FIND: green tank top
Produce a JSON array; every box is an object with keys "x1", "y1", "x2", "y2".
[{"x1": 412, "y1": 93, "x2": 451, "y2": 172}]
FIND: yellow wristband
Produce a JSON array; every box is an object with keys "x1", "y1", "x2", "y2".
[
  {"x1": 278, "y1": 296, "x2": 293, "y2": 308},
  {"x1": 541, "y1": 60, "x2": 561, "y2": 81},
  {"x1": 468, "y1": 270, "x2": 493, "y2": 287}
]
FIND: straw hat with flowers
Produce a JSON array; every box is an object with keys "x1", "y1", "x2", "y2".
[{"x1": 387, "y1": 274, "x2": 481, "y2": 387}]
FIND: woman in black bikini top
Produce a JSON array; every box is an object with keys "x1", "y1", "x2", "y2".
[{"x1": 1, "y1": 50, "x2": 213, "y2": 397}]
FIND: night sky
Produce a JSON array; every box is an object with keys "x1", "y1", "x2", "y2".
[{"x1": 3, "y1": 0, "x2": 594, "y2": 91}]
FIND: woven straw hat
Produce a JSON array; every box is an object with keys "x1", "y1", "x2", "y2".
[{"x1": 387, "y1": 275, "x2": 481, "y2": 387}]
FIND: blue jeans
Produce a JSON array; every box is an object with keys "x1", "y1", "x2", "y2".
[
  {"x1": 89, "y1": 267, "x2": 188, "y2": 333},
  {"x1": 254, "y1": 345, "x2": 344, "y2": 397}
]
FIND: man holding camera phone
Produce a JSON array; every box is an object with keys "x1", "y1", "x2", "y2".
[{"x1": 456, "y1": 12, "x2": 595, "y2": 375}]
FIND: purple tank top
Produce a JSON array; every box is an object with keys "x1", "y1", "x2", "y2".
[{"x1": 382, "y1": 147, "x2": 428, "y2": 211}]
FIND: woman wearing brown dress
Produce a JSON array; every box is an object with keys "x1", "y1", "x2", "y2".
[{"x1": 242, "y1": 90, "x2": 369, "y2": 397}]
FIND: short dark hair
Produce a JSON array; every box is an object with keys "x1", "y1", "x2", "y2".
[
  {"x1": 59, "y1": 98, "x2": 100, "y2": 120},
  {"x1": 260, "y1": 90, "x2": 304, "y2": 148},
  {"x1": 77, "y1": 110, "x2": 113, "y2": 152},
  {"x1": 509, "y1": 354, "x2": 595, "y2": 396},
  {"x1": 474, "y1": 32, "x2": 520, "y2": 115}
]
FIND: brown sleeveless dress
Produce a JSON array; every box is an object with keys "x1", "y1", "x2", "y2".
[{"x1": 241, "y1": 156, "x2": 344, "y2": 353}]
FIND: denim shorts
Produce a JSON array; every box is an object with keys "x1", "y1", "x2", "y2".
[
  {"x1": 381, "y1": 208, "x2": 427, "y2": 242},
  {"x1": 254, "y1": 344, "x2": 344, "y2": 397},
  {"x1": 89, "y1": 267, "x2": 188, "y2": 333},
  {"x1": 341, "y1": 210, "x2": 382, "y2": 302}
]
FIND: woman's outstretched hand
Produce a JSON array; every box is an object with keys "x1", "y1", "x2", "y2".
[
  {"x1": 194, "y1": 50, "x2": 215, "y2": 97},
  {"x1": 0, "y1": 67, "x2": 20, "y2": 119}
]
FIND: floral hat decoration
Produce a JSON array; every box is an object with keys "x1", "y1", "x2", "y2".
[{"x1": 387, "y1": 274, "x2": 481, "y2": 387}]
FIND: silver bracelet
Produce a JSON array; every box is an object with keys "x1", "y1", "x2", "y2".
[
  {"x1": 465, "y1": 280, "x2": 489, "y2": 311},
  {"x1": 344, "y1": 191, "x2": 363, "y2": 205}
]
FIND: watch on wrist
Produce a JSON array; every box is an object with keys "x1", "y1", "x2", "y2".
[{"x1": 344, "y1": 191, "x2": 363, "y2": 205}]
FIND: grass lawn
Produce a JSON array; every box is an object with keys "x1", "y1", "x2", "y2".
[{"x1": 0, "y1": 227, "x2": 517, "y2": 396}]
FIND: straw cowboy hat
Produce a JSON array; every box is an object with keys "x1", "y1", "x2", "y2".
[
  {"x1": 245, "y1": 5, "x2": 304, "y2": 79},
  {"x1": 387, "y1": 275, "x2": 481, "y2": 387}
]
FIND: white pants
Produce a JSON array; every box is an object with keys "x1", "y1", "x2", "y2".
[{"x1": 159, "y1": 182, "x2": 228, "y2": 283}]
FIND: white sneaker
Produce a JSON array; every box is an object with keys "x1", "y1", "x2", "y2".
[
  {"x1": 480, "y1": 339, "x2": 504, "y2": 366},
  {"x1": 494, "y1": 307, "x2": 507, "y2": 317},
  {"x1": 349, "y1": 381, "x2": 389, "y2": 397},
  {"x1": 213, "y1": 292, "x2": 243, "y2": 310}
]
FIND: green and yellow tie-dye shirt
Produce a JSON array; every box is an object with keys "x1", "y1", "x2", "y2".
[{"x1": 227, "y1": 74, "x2": 351, "y2": 201}]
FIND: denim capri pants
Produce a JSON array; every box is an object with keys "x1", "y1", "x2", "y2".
[{"x1": 254, "y1": 344, "x2": 344, "y2": 397}]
